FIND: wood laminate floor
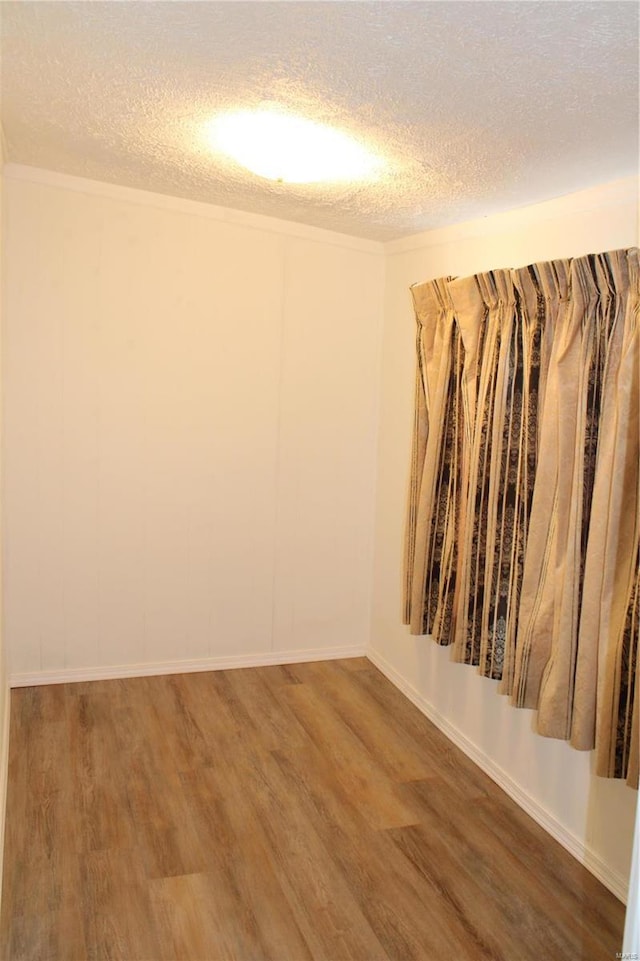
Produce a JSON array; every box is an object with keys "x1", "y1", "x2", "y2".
[{"x1": 0, "y1": 657, "x2": 626, "y2": 961}]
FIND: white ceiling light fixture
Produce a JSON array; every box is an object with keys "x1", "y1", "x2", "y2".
[{"x1": 205, "y1": 108, "x2": 385, "y2": 184}]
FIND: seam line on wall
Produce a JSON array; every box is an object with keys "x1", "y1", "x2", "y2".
[{"x1": 269, "y1": 235, "x2": 290, "y2": 653}]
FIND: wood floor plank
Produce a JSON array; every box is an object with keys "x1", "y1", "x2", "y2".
[
  {"x1": 281, "y1": 681, "x2": 421, "y2": 830},
  {"x1": 203, "y1": 736, "x2": 390, "y2": 961},
  {"x1": 334, "y1": 656, "x2": 370, "y2": 672},
  {"x1": 141, "y1": 674, "x2": 217, "y2": 774},
  {"x1": 267, "y1": 747, "x2": 492, "y2": 961},
  {"x1": 404, "y1": 776, "x2": 616, "y2": 961},
  {"x1": 0, "y1": 658, "x2": 626, "y2": 961},
  {"x1": 471, "y1": 789, "x2": 626, "y2": 948},
  {"x1": 148, "y1": 873, "x2": 239, "y2": 961},
  {"x1": 0, "y1": 694, "x2": 33, "y2": 955},
  {"x1": 298, "y1": 658, "x2": 438, "y2": 781},
  {"x1": 386, "y1": 821, "x2": 529, "y2": 961},
  {"x1": 256, "y1": 662, "x2": 305, "y2": 690},
  {"x1": 179, "y1": 765, "x2": 315, "y2": 961},
  {"x1": 221, "y1": 665, "x2": 311, "y2": 753},
  {"x1": 353, "y1": 665, "x2": 508, "y2": 800},
  {"x1": 79, "y1": 850, "x2": 162, "y2": 961}
]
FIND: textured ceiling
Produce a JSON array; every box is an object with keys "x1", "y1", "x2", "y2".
[{"x1": 1, "y1": 1, "x2": 638, "y2": 241}]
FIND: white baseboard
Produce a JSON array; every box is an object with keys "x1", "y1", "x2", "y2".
[
  {"x1": 366, "y1": 646, "x2": 629, "y2": 904},
  {"x1": 8, "y1": 644, "x2": 367, "y2": 688}
]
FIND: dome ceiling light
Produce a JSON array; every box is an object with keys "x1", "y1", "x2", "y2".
[{"x1": 205, "y1": 108, "x2": 385, "y2": 185}]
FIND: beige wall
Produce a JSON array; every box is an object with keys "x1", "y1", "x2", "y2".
[
  {"x1": 2, "y1": 169, "x2": 384, "y2": 677},
  {"x1": 0, "y1": 145, "x2": 10, "y2": 906},
  {"x1": 371, "y1": 176, "x2": 639, "y2": 900}
]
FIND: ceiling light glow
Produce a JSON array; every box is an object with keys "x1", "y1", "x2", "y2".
[{"x1": 206, "y1": 109, "x2": 384, "y2": 184}]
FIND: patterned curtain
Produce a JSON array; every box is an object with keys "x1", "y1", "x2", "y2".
[
  {"x1": 403, "y1": 276, "x2": 463, "y2": 643},
  {"x1": 404, "y1": 247, "x2": 639, "y2": 787}
]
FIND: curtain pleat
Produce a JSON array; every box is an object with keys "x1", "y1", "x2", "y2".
[
  {"x1": 499, "y1": 263, "x2": 548, "y2": 695},
  {"x1": 590, "y1": 248, "x2": 639, "y2": 786},
  {"x1": 451, "y1": 272, "x2": 500, "y2": 666},
  {"x1": 404, "y1": 247, "x2": 640, "y2": 783},
  {"x1": 405, "y1": 278, "x2": 465, "y2": 644},
  {"x1": 511, "y1": 260, "x2": 571, "y2": 709},
  {"x1": 403, "y1": 285, "x2": 433, "y2": 626},
  {"x1": 451, "y1": 269, "x2": 545, "y2": 680}
]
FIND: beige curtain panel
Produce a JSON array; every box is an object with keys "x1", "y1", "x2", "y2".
[{"x1": 403, "y1": 247, "x2": 639, "y2": 787}]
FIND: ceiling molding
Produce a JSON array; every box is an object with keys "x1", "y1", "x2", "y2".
[
  {"x1": 384, "y1": 177, "x2": 639, "y2": 256},
  {"x1": 2, "y1": 164, "x2": 384, "y2": 255}
]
